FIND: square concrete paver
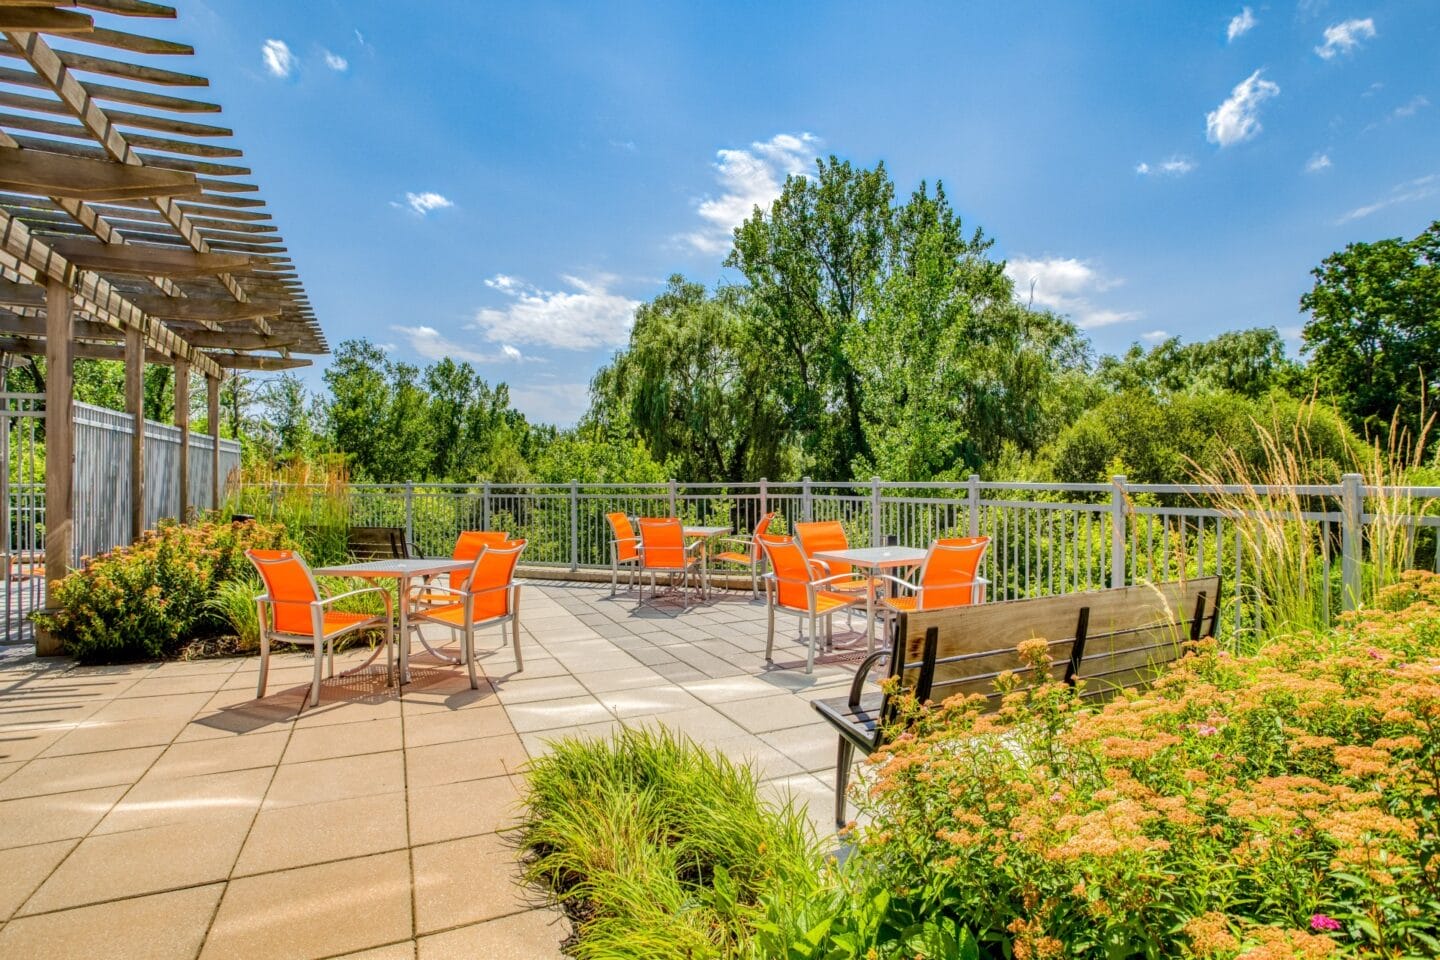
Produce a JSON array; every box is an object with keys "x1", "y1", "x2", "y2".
[{"x1": 0, "y1": 581, "x2": 854, "y2": 957}]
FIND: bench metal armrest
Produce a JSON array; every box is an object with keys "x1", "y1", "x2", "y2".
[{"x1": 848, "y1": 650, "x2": 890, "y2": 708}]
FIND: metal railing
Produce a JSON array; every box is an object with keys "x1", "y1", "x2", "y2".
[{"x1": 234, "y1": 475, "x2": 1440, "y2": 633}]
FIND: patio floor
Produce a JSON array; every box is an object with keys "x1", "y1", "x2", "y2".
[{"x1": 0, "y1": 580, "x2": 867, "y2": 959}]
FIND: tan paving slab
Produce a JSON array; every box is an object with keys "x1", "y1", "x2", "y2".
[
  {"x1": 118, "y1": 673, "x2": 233, "y2": 699},
  {"x1": 86, "y1": 690, "x2": 213, "y2": 722},
  {"x1": 201, "y1": 851, "x2": 413, "y2": 960},
  {"x1": 263, "y1": 750, "x2": 405, "y2": 809},
  {"x1": 407, "y1": 775, "x2": 522, "y2": 846},
  {"x1": 0, "y1": 785, "x2": 124, "y2": 850},
  {"x1": 490, "y1": 674, "x2": 590, "y2": 704},
  {"x1": 0, "y1": 728, "x2": 64, "y2": 763},
  {"x1": 94, "y1": 767, "x2": 272, "y2": 834},
  {"x1": 504, "y1": 694, "x2": 612, "y2": 733},
  {"x1": 0, "y1": 745, "x2": 162, "y2": 800},
  {"x1": 333, "y1": 943, "x2": 418, "y2": 959},
  {"x1": 681, "y1": 673, "x2": 797, "y2": 703},
  {"x1": 759, "y1": 724, "x2": 838, "y2": 775},
  {"x1": 404, "y1": 734, "x2": 529, "y2": 789},
  {"x1": 518, "y1": 719, "x2": 622, "y2": 760},
  {"x1": 714, "y1": 693, "x2": 827, "y2": 734},
  {"x1": 0, "y1": 838, "x2": 77, "y2": 920},
  {"x1": 145, "y1": 729, "x2": 290, "y2": 780},
  {"x1": 402, "y1": 705, "x2": 513, "y2": 747},
  {"x1": 40, "y1": 714, "x2": 190, "y2": 758},
  {"x1": 411, "y1": 831, "x2": 531, "y2": 934},
  {"x1": 594, "y1": 684, "x2": 704, "y2": 718},
  {"x1": 282, "y1": 716, "x2": 402, "y2": 764},
  {"x1": 415, "y1": 906, "x2": 569, "y2": 960},
  {"x1": 572, "y1": 665, "x2": 666, "y2": 693},
  {"x1": 235, "y1": 790, "x2": 409, "y2": 876},
  {"x1": 0, "y1": 883, "x2": 223, "y2": 960},
  {"x1": 20, "y1": 812, "x2": 252, "y2": 914}
]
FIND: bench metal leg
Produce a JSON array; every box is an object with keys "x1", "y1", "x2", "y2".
[{"x1": 834, "y1": 737, "x2": 854, "y2": 826}]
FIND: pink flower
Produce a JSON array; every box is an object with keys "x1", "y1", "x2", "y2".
[
  {"x1": 1194, "y1": 723, "x2": 1220, "y2": 737},
  {"x1": 1310, "y1": 914, "x2": 1341, "y2": 932}
]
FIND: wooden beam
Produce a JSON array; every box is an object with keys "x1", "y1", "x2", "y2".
[
  {"x1": 174, "y1": 353, "x2": 187, "y2": 520},
  {"x1": 49, "y1": 238, "x2": 251, "y2": 276},
  {"x1": 0, "y1": 7, "x2": 92, "y2": 33},
  {"x1": 127, "y1": 294, "x2": 279, "y2": 322},
  {"x1": 162, "y1": 328, "x2": 295, "y2": 350},
  {"x1": 124, "y1": 322, "x2": 143, "y2": 540},
  {"x1": 206, "y1": 372, "x2": 218, "y2": 510},
  {"x1": 0, "y1": 334, "x2": 164, "y2": 360},
  {"x1": 208, "y1": 353, "x2": 310, "y2": 371},
  {"x1": 0, "y1": 276, "x2": 42, "y2": 305},
  {"x1": 38, "y1": 277, "x2": 69, "y2": 655},
  {"x1": 0, "y1": 145, "x2": 201, "y2": 200}
]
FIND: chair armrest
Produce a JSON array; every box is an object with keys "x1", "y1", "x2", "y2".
[
  {"x1": 848, "y1": 650, "x2": 890, "y2": 708},
  {"x1": 714, "y1": 537, "x2": 753, "y2": 549},
  {"x1": 317, "y1": 586, "x2": 389, "y2": 608},
  {"x1": 809, "y1": 558, "x2": 832, "y2": 576},
  {"x1": 811, "y1": 572, "x2": 869, "y2": 588},
  {"x1": 409, "y1": 583, "x2": 463, "y2": 600},
  {"x1": 872, "y1": 573, "x2": 918, "y2": 593},
  {"x1": 609, "y1": 536, "x2": 640, "y2": 546}
]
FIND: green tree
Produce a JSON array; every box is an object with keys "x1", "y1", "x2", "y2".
[
  {"x1": 1300, "y1": 220, "x2": 1440, "y2": 440},
  {"x1": 1098, "y1": 328, "x2": 1305, "y2": 400}
]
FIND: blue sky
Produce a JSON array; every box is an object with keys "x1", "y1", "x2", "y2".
[{"x1": 155, "y1": 1, "x2": 1439, "y2": 425}]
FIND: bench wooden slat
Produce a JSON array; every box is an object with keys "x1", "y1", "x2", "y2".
[{"x1": 346, "y1": 526, "x2": 411, "y2": 561}]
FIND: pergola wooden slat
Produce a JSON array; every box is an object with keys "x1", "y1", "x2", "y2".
[{"x1": 0, "y1": 1, "x2": 327, "y2": 654}]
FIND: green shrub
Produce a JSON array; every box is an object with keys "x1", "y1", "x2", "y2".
[
  {"x1": 517, "y1": 726, "x2": 825, "y2": 959},
  {"x1": 34, "y1": 519, "x2": 289, "y2": 662},
  {"x1": 204, "y1": 574, "x2": 263, "y2": 653}
]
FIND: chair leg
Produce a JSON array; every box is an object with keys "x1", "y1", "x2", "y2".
[
  {"x1": 308, "y1": 640, "x2": 323, "y2": 708},
  {"x1": 384, "y1": 619, "x2": 395, "y2": 687},
  {"x1": 765, "y1": 603, "x2": 776, "y2": 662},
  {"x1": 805, "y1": 615, "x2": 817, "y2": 674},
  {"x1": 825, "y1": 614, "x2": 834, "y2": 649},
  {"x1": 611, "y1": 558, "x2": 618, "y2": 598},
  {"x1": 511, "y1": 615, "x2": 523, "y2": 671},
  {"x1": 327, "y1": 637, "x2": 335, "y2": 679},
  {"x1": 834, "y1": 738, "x2": 855, "y2": 827},
  {"x1": 464, "y1": 623, "x2": 479, "y2": 691},
  {"x1": 256, "y1": 632, "x2": 270, "y2": 700}
]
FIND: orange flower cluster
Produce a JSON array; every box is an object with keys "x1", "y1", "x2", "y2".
[{"x1": 850, "y1": 570, "x2": 1440, "y2": 958}]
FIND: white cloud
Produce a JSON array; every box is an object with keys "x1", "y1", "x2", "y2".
[
  {"x1": 392, "y1": 325, "x2": 528, "y2": 365},
  {"x1": 1205, "y1": 69, "x2": 1280, "y2": 147},
  {"x1": 1227, "y1": 7, "x2": 1257, "y2": 42},
  {"x1": 1305, "y1": 152, "x2": 1332, "y2": 173},
  {"x1": 1336, "y1": 173, "x2": 1439, "y2": 223},
  {"x1": 261, "y1": 39, "x2": 296, "y2": 78},
  {"x1": 1316, "y1": 18, "x2": 1375, "y2": 59},
  {"x1": 508, "y1": 382, "x2": 591, "y2": 428},
  {"x1": 684, "y1": 133, "x2": 820, "y2": 255},
  {"x1": 1141, "y1": 330, "x2": 1171, "y2": 343},
  {"x1": 1136, "y1": 156, "x2": 1196, "y2": 177},
  {"x1": 322, "y1": 49, "x2": 348, "y2": 71},
  {"x1": 395, "y1": 191, "x2": 453, "y2": 216},
  {"x1": 1391, "y1": 95, "x2": 1429, "y2": 120},
  {"x1": 1003, "y1": 256, "x2": 1140, "y2": 330},
  {"x1": 470, "y1": 274, "x2": 640, "y2": 350}
]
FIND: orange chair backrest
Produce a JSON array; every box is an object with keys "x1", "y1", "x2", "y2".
[
  {"x1": 607, "y1": 512, "x2": 639, "y2": 562},
  {"x1": 637, "y1": 517, "x2": 686, "y2": 569},
  {"x1": 757, "y1": 534, "x2": 813, "y2": 610},
  {"x1": 794, "y1": 520, "x2": 853, "y2": 576},
  {"x1": 246, "y1": 549, "x2": 319, "y2": 635},
  {"x1": 465, "y1": 539, "x2": 526, "y2": 620},
  {"x1": 749, "y1": 511, "x2": 777, "y2": 561},
  {"x1": 451, "y1": 530, "x2": 510, "y2": 590},
  {"x1": 917, "y1": 536, "x2": 989, "y2": 609}
]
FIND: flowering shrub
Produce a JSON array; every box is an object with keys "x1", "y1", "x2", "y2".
[
  {"x1": 34, "y1": 519, "x2": 290, "y2": 662},
  {"x1": 800, "y1": 571, "x2": 1440, "y2": 959}
]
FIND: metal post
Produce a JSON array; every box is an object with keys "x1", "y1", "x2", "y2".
[
  {"x1": 870, "y1": 476, "x2": 882, "y2": 547},
  {"x1": 759, "y1": 477, "x2": 769, "y2": 519},
  {"x1": 967, "y1": 474, "x2": 980, "y2": 537},
  {"x1": 1340, "y1": 472, "x2": 1363, "y2": 611},
  {"x1": 404, "y1": 482, "x2": 415, "y2": 547},
  {"x1": 482, "y1": 481, "x2": 491, "y2": 530},
  {"x1": 1110, "y1": 474, "x2": 1127, "y2": 589},
  {"x1": 270, "y1": 480, "x2": 279, "y2": 519},
  {"x1": 667, "y1": 478, "x2": 678, "y2": 517},
  {"x1": 802, "y1": 477, "x2": 813, "y2": 522},
  {"x1": 570, "y1": 480, "x2": 580, "y2": 570}
]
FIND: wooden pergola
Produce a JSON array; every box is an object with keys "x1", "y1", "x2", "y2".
[{"x1": 0, "y1": 1, "x2": 328, "y2": 653}]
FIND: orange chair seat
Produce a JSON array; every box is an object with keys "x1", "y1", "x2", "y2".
[
  {"x1": 778, "y1": 590, "x2": 856, "y2": 615},
  {"x1": 417, "y1": 602, "x2": 508, "y2": 627},
  {"x1": 712, "y1": 550, "x2": 756, "y2": 565},
  {"x1": 826, "y1": 576, "x2": 883, "y2": 594},
  {"x1": 274, "y1": 609, "x2": 375, "y2": 637},
  {"x1": 880, "y1": 595, "x2": 918, "y2": 613}
]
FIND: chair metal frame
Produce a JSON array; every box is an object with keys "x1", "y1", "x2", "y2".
[
  {"x1": 605, "y1": 512, "x2": 642, "y2": 598},
  {"x1": 877, "y1": 537, "x2": 992, "y2": 613},
  {"x1": 407, "y1": 541, "x2": 527, "y2": 689},
  {"x1": 635, "y1": 517, "x2": 704, "y2": 612},
  {"x1": 247, "y1": 550, "x2": 395, "y2": 708},
  {"x1": 758, "y1": 534, "x2": 866, "y2": 674},
  {"x1": 710, "y1": 511, "x2": 776, "y2": 597}
]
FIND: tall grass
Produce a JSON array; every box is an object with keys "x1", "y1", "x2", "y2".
[
  {"x1": 517, "y1": 726, "x2": 823, "y2": 960},
  {"x1": 230, "y1": 458, "x2": 352, "y2": 565}
]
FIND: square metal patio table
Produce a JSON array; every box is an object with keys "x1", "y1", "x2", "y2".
[
  {"x1": 683, "y1": 525, "x2": 731, "y2": 599},
  {"x1": 315, "y1": 558, "x2": 470, "y2": 684},
  {"x1": 810, "y1": 545, "x2": 928, "y2": 654}
]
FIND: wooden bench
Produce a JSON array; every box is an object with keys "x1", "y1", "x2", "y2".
[
  {"x1": 346, "y1": 526, "x2": 413, "y2": 561},
  {"x1": 813, "y1": 576, "x2": 1221, "y2": 826}
]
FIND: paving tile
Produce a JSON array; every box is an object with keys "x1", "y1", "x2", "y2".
[
  {"x1": 0, "y1": 838, "x2": 76, "y2": 920},
  {"x1": 402, "y1": 705, "x2": 513, "y2": 747},
  {"x1": 416, "y1": 906, "x2": 569, "y2": 959},
  {"x1": 87, "y1": 691, "x2": 213, "y2": 722},
  {"x1": 504, "y1": 695, "x2": 612, "y2": 733},
  {"x1": 263, "y1": 750, "x2": 405, "y2": 809},
  {"x1": 0, "y1": 785, "x2": 124, "y2": 850},
  {"x1": 97, "y1": 767, "x2": 271, "y2": 837},
  {"x1": 117, "y1": 673, "x2": 232, "y2": 699},
  {"x1": 333, "y1": 943, "x2": 417, "y2": 960},
  {"x1": 630, "y1": 705, "x2": 748, "y2": 746},
  {"x1": 20, "y1": 812, "x2": 252, "y2": 913},
  {"x1": 405, "y1": 734, "x2": 529, "y2": 788},
  {"x1": 0, "y1": 745, "x2": 161, "y2": 800},
  {"x1": 144, "y1": 729, "x2": 290, "y2": 780},
  {"x1": 235, "y1": 791, "x2": 409, "y2": 876},
  {"x1": 594, "y1": 685, "x2": 703, "y2": 718},
  {"x1": 714, "y1": 693, "x2": 826, "y2": 734},
  {"x1": 711, "y1": 734, "x2": 806, "y2": 781},
  {"x1": 0, "y1": 883, "x2": 224, "y2": 960},
  {"x1": 573, "y1": 666, "x2": 666, "y2": 694},
  {"x1": 407, "y1": 775, "x2": 522, "y2": 846},
  {"x1": 411, "y1": 831, "x2": 529, "y2": 934},
  {"x1": 681, "y1": 674, "x2": 793, "y2": 704},
  {"x1": 0, "y1": 728, "x2": 64, "y2": 763},
  {"x1": 759, "y1": 724, "x2": 836, "y2": 775},
  {"x1": 490, "y1": 674, "x2": 589, "y2": 704},
  {"x1": 283, "y1": 717, "x2": 401, "y2": 764},
  {"x1": 201, "y1": 851, "x2": 413, "y2": 960},
  {"x1": 518, "y1": 720, "x2": 622, "y2": 759},
  {"x1": 39, "y1": 714, "x2": 190, "y2": 757}
]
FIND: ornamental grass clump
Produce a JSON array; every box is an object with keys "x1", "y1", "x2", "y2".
[
  {"x1": 516, "y1": 726, "x2": 824, "y2": 960},
  {"x1": 833, "y1": 570, "x2": 1440, "y2": 959}
]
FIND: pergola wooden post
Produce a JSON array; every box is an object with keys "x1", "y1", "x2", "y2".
[
  {"x1": 207, "y1": 374, "x2": 221, "y2": 511},
  {"x1": 38, "y1": 280, "x2": 72, "y2": 656},
  {"x1": 175, "y1": 357, "x2": 190, "y2": 521},
  {"x1": 124, "y1": 324, "x2": 145, "y2": 540}
]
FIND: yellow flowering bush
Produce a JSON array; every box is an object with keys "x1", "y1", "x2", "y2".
[
  {"x1": 829, "y1": 571, "x2": 1440, "y2": 959},
  {"x1": 34, "y1": 519, "x2": 290, "y2": 662}
]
